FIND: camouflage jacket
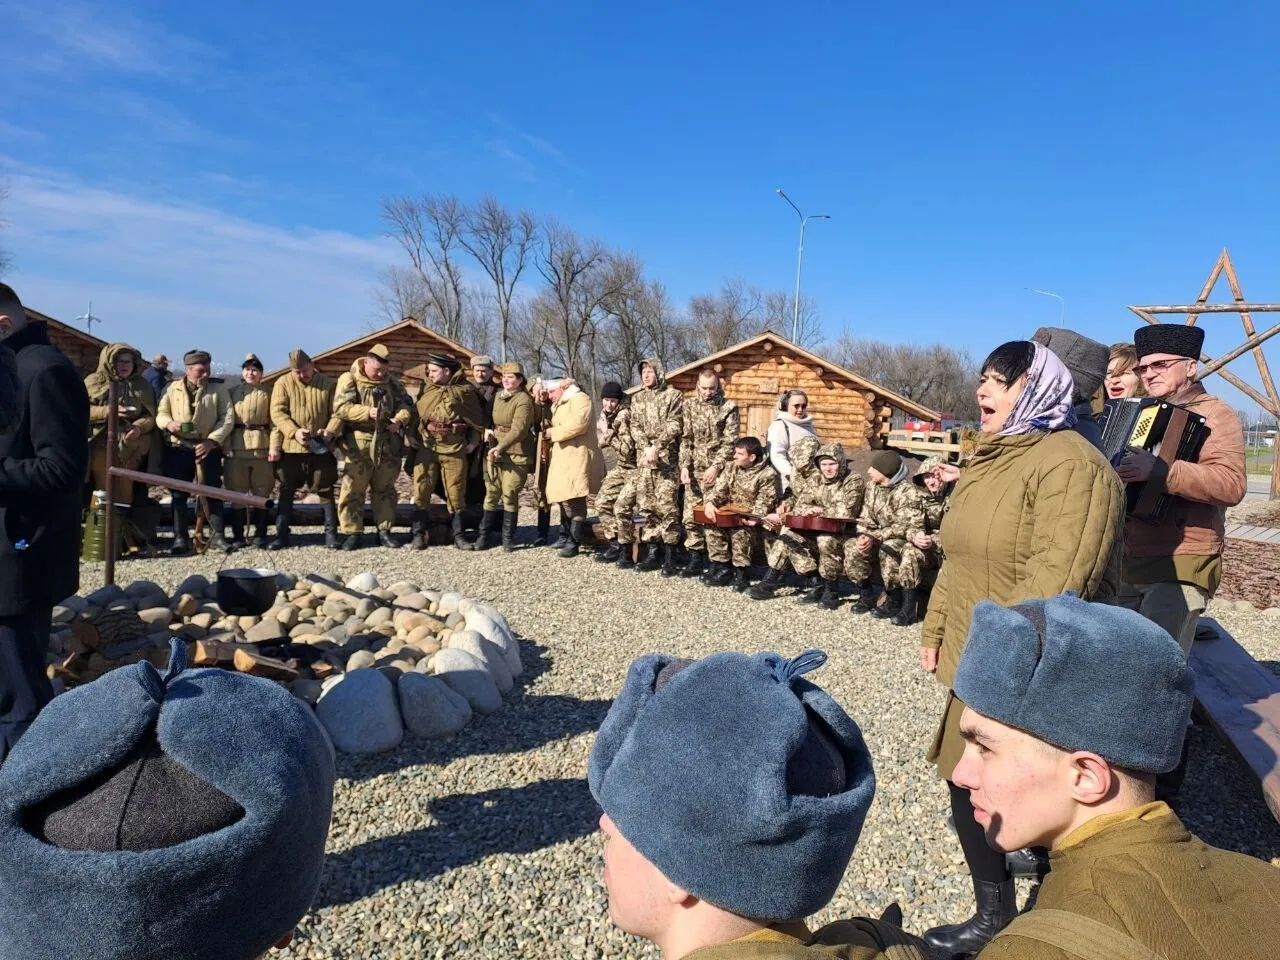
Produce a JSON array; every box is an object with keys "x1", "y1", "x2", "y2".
[
  {"x1": 907, "y1": 456, "x2": 948, "y2": 544},
  {"x1": 797, "y1": 443, "x2": 865, "y2": 522},
  {"x1": 629, "y1": 359, "x2": 683, "y2": 467},
  {"x1": 333, "y1": 359, "x2": 413, "y2": 464},
  {"x1": 679, "y1": 393, "x2": 739, "y2": 473},
  {"x1": 859, "y1": 478, "x2": 927, "y2": 545},
  {"x1": 598, "y1": 404, "x2": 636, "y2": 472},
  {"x1": 783, "y1": 435, "x2": 823, "y2": 505},
  {"x1": 711, "y1": 459, "x2": 780, "y2": 517}
]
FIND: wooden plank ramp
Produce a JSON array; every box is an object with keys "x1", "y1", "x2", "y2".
[{"x1": 1190, "y1": 618, "x2": 1280, "y2": 823}]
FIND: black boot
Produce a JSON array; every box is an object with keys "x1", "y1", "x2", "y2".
[
  {"x1": 795, "y1": 575, "x2": 826, "y2": 605},
  {"x1": 269, "y1": 496, "x2": 292, "y2": 551},
  {"x1": 228, "y1": 508, "x2": 246, "y2": 550},
  {"x1": 322, "y1": 503, "x2": 341, "y2": 550},
  {"x1": 410, "y1": 509, "x2": 429, "y2": 550},
  {"x1": 501, "y1": 511, "x2": 518, "y2": 552},
  {"x1": 251, "y1": 509, "x2": 270, "y2": 549},
  {"x1": 871, "y1": 587, "x2": 903, "y2": 619},
  {"x1": 378, "y1": 528, "x2": 402, "y2": 549},
  {"x1": 849, "y1": 581, "x2": 876, "y2": 614},
  {"x1": 747, "y1": 566, "x2": 785, "y2": 600},
  {"x1": 616, "y1": 541, "x2": 636, "y2": 569},
  {"x1": 706, "y1": 561, "x2": 733, "y2": 587},
  {"x1": 730, "y1": 566, "x2": 751, "y2": 592},
  {"x1": 892, "y1": 587, "x2": 920, "y2": 626},
  {"x1": 819, "y1": 578, "x2": 842, "y2": 609},
  {"x1": 922, "y1": 879, "x2": 1018, "y2": 957},
  {"x1": 679, "y1": 549, "x2": 707, "y2": 578},
  {"x1": 659, "y1": 544, "x2": 679, "y2": 577},
  {"x1": 1005, "y1": 847, "x2": 1050, "y2": 881},
  {"x1": 207, "y1": 514, "x2": 232, "y2": 554},
  {"x1": 534, "y1": 509, "x2": 551, "y2": 547},
  {"x1": 474, "y1": 509, "x2": 503, "y2": 551},
  {"x1": 341, "y1": 533, "x2": 362, "y2": 551},
  {"x1": 452, "y1": 512, "x2": 472, "y2": 549},
  {"x1": 170, "y1": 503, "x2": 190, "y2": 556},
  {"x1": 558, "y1": 518, "x2": 585, "y2": 558},
  {"x1": 595, "y1": 540, "x2": 622, "y2": 563},
  {"x1": 551, "y1": 517, "x2": 571, "y2": 551},
  {"x1": 635, "y1": 542, "x2": 661, "y2": 571}
]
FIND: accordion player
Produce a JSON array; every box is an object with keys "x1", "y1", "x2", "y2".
[{"x1": 1100, "y1": 397, "x2": 1208, "y2": 522}]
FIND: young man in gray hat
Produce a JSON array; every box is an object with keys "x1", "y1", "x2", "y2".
[
  {"x1": 940, "y1": 593, "x2": 1280, "y2": 959},
  {"x1": 1030, "y1": 327, "x2": 1110, "y2": 450},
  {"x1": 0, "y1": 639, "x2": 335, "y2": 959},
  {"x1": 590, "y1": 648, "x2": 928, "y2": 959}
]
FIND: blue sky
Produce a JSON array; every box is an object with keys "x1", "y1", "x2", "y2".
[{"x1": 2, "y1": 0, "x2": 1278, "y2": 414}]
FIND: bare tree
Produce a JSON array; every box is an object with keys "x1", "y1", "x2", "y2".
[
  {"x1": 686, "y1": 278, "x2": 765, "y2": 355},
  {"x1": 457, "y1": 196, "x2": 536, "y2": 363},
  {"x1": 762, "y1": 289, "x2": 822, "y2": 348},
  {"x1": 380, "y1": 194, "x2": 469, "y2": 342},
  {"x1": 535, "y1": 219, "x2": 623, "y2": 382},
  {"x1": 373, "y1": 264, "x2": 431, "y2": 329},
  {"x1": 828, "y1": 330, "x2": 978, "y2": 419}
]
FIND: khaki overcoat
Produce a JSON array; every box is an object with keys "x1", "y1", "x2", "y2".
[{"x1": 545, "y1": 384, "x2": 603, "y2": 502}]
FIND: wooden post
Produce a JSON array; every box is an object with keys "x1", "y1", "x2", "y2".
[{"x1": 103, "y1": 381, "x2": 118, "y2": 586}]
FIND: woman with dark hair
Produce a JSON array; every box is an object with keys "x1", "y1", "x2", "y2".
[{"x1": 918, "y1": 340, "x2": 1125, "y2": 956}]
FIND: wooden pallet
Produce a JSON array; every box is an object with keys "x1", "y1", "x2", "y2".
[
  {"x1": 885, "y1": 429, "x2": 963, "y2": 460},
  {"x1": 1190, "y1": 618, "x2": 1280, "y2": 823}
]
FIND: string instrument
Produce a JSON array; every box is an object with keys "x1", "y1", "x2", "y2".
[
  {"x1": 1099, "y1": 398, "x2": 1208, "y2": 523},
  {"x1": 691, "y1": 503, "x2": 768, "y2": 529},
  {"x1": 783, "y1": 513, "x2": 852, "y2": 534}
]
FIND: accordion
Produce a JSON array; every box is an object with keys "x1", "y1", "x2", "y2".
[{"x1": 1099, "y1": 398, "x2": 1208, "y2": 522}]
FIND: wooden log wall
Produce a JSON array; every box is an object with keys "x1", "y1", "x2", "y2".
[
  {"x1": 53, "y1": 329, "x2": 107, "y2": 378},
  {"x1": 667, "y1": 343, "x2": 892, "y2": 451},
  {"x1": 263, "y1": 328, "x2": 468, "y2": 389}
]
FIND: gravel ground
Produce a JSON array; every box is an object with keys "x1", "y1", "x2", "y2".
[{"x1": 79, "y1": 511, "x2": 1280, "y2": 960}]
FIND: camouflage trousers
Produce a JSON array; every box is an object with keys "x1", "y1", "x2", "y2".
[
  {"x1": 223, "y1": 455, "x2": 274, "y2": 498},
  {"x1": 681, "y1": 474, "x2": 708, "y2": 551},
  {"x1": 594, "y1": 466, "x2": 633, "y2": 540},
  {"x1": 482, "y1": 453, "x2": 531, "y2": 512},
  {"x1": 765, "y1": 528, "x2": 819, "y2": 577},
  {"x1": 844, "y1": 538, "x2": 934, "y2": 588},
  {"x1": 706, "y1": 525, "x2": 759, "y2": 567},
  {"x1": 339, "y1": 456, "x2": 400, "y2": 534},
  {"x1": 617, "y1": 465, "x2": 680, "y2": 545},
  {"x1": 413, "y1": 448, "x2": 468, "y2": 513}
]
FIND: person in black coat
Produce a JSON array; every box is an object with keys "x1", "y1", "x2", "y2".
[{"x1": 0, "y1": 283, "x2": 89, "y2": 764}]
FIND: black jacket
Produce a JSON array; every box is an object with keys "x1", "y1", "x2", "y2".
[{"x1": 0, "y1": 322, "x2": 89, "y2": 615}]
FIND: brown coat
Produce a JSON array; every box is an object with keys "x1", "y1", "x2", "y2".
[
  {"x1": 270, "y1": 370, "x2": 342, "y2": 454},
  {"x1": 980, "y1": 803, "x2": 1280, "y2": 960},
  {"x1": 922, "y1": 430, "x2": 1125, "y2": 689},
  {"x1": 545, "y1": 384, "x2": 603, "y2": 502},
  {"x1": 83, "y1": 342, "x2": 155, "y2": 464},
  {"x1": 1123, "y1": 385, "x2": 1246, "y2": 562}
]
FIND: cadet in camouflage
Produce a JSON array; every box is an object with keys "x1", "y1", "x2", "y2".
[
  {"x1": 627, "y1": 358, "x2": 683, "y2": 576},
  {"x1": 893, "y1": 454, "x2": 949, "y2": 624},
  {"x1": 848, "y1": 448, "x2": 928, "y2": 620},
  {"x1": 593, "y1": 382, "x2": 638, "y2": 566},
  {"x1": 678, "y1": 369, "x2": 739, "y2": 578},
  {"x1": 701, "y1": 436, "x2": 780, "y2": 593},
  {"x1": 754, "y1": 435, "x2": 822, "y2": 595}
]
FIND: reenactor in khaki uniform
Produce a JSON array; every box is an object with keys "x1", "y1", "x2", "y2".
[
  {"x1": 626, "y1": 358, "x2": 683, "y2": 575},
  {"x1": 155, "y1": 349, "x2": 234, "y2": 554},
  {"x1": 412, "y1": 352, "x2": 486, "y2": 550},
  {"x1": 333, "y1": 343, "x2": 413, "y2": 550},
  {"x1": 678, "y1": 369, "x2": 739, "y2": 579},
  {"x1": 83, "y1": 342, "x2": 156, "y2": 543},
  {"x1": 463, "y1": 354, "x2": 498, "y2": 539},
  {"x1": 593, "y1": 382, "x2": 637, "y2": 566},
  {"x1": 269, "y1": 348, "x2": 343, "y2": 550},
  {"x1": 895, "y1": 455, "x2": 948, "y2": 625},
  {"x1": 476, "y1": 362, "x2": 535, "y2": 552},
  {"x1": 700, "y1": 436, "x2": 780, "y2": 592},
  {"x1": 751, "y1": 441, "x2": 865, "y2": 607},
  {"x1": 530, "y1": 379, "x2": 555, "y2": 546},
  {"x1": 849, "y1": 449, "x2": 927, "y2": 619},
  {"x1": 222, "y1": 354, "x2": 278, "y2": 549}
]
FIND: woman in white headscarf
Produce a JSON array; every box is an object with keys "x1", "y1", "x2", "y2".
[{"x1": 765, "y1": 389, "x2": 817, "y2": 492}]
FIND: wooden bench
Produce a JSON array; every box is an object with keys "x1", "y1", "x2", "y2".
[{"x1": 1189, "y1": 618, "x2": 1280, "y2": 823}]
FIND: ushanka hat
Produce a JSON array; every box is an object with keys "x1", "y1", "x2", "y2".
[
  {"x1": 954, "y1": 594, "x2": 1194, "y2": 773},
  {"x1": 589, "y1": 649, "x2": 875, "y2": 922},
  {"x1": 1134, "y1": 323, "x2": 1205, "y2": 361},
  {"x1": 182, "y1": 349, "x2": 212, "y2": 366},
  {"x1": 1032, "y1": 327, "x2": 1110, "y2": 402},
  {"x1": 0, "y1": 640, "x2": 336, "y2": 960}
]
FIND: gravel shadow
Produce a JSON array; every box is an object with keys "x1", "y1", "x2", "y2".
[
  {"x1": 314, "y1": 776, "x2": 599, "y2": 908},
  {"x1": 1173, "y1": 724, "x2": 1280, "y2": 862}
]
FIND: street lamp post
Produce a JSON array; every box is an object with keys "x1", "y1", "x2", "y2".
[{"x1": 777, "y1": 188, "x2": 830, "y2": 343}]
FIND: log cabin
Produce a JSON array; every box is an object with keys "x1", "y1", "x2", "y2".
[
  {"x1": 632, "y1": 331, "x2": 938, "y2": 451},
  {"x1": 28, "y1": 308, "x2": 108, "y2": 377}
]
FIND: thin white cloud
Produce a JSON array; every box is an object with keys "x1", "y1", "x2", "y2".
[{"x1": 0, "y1": 161, "x2": 396, "y2": 365}]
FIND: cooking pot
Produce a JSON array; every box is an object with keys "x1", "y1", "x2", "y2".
[{"x1": 216, "y1": 567, "x2": 279, "y2": 616}]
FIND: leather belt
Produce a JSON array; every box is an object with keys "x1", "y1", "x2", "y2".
[{"x1": 426, "y1": 421, "x2": 466, "y2": 435}]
